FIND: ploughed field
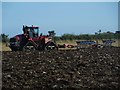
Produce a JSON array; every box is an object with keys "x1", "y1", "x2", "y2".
[{"x1": 2, "y1": 47, "x2": 120, "y2": 89}]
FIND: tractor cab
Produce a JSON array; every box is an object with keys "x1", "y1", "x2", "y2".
[{"x1": 23, "y1": 25, "x2": 39, "y2": 38}]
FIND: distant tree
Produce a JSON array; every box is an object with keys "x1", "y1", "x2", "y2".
[
  {"x1": 98, "y1": 29, "x2": 101, "y2": 34},
  {"x1": 54, "y1": 36, "x2": 60, "y2": 41},
  {"x1": 115, "y1": 31, "x2": 120, "y2": 39},
  {"x1": 95, "y1": 32, "x2": 98, "y2": 35},
  {"x1": 48, "y1": 31, "x2": 56, "y2": 37},
  {"x1": 0, "y1": 34, "x2": 9, "y2": 43},
  {"x1": 54, "y1": 30, "x2": 119, "y2": 41},
  {"x1": 61, "y1": 34, "x2": 76, "y2": 40},
  {"x1": 115, "y1": 31, "x2": 120, "y2": 34},
  {"x1": 80, "y1": 34, "x2": 91, "y2": 40},
  {"x1": 48, "y1": 30, "x2": 56, "y2": 42}
]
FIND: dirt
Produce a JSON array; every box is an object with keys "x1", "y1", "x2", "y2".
[{"x1": 2, "y1": 47, "x2": 120, "y2": 90}]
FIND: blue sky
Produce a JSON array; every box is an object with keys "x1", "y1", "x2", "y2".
[
  {"x1": 2, "y1": 2, "x2": 118, "y2": 37},
  {"x1": 1, "y1": 0, "x2": 120, "y2": 2}
]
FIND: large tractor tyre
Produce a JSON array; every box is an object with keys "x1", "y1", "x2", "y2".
[
  {"x1": 44, "y1": 41, "x2": 58, "y2": 51},
  {"x1": 22, "y1": 41, "x2": 37, "y2": 51}
]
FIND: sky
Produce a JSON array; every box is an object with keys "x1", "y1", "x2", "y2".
[
  {"x1": 1, "y1": 0, "x2": 120, "y2": 2},
  {"x1": 1, "y1": 2, "x2": 119, "y2": 37}
]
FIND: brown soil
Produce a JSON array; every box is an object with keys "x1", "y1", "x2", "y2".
[{"x1": 2, "y1": 47, "x2": 120, "y2": 90}]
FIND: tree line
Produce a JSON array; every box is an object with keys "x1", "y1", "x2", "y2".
[
  {"x1": 0, "y1": 31, "x2": 120, "y2": 43},
  {"x1": 0, "y1": 34, "x2": 9, "y2": 43},
  {"x1": 54, "y1": 31, "x2": 120, "y2": 41}
]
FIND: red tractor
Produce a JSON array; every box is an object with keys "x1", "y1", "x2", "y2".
[{"x1": 9, "y1": 25, "x2": 58, "y2": 51}]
